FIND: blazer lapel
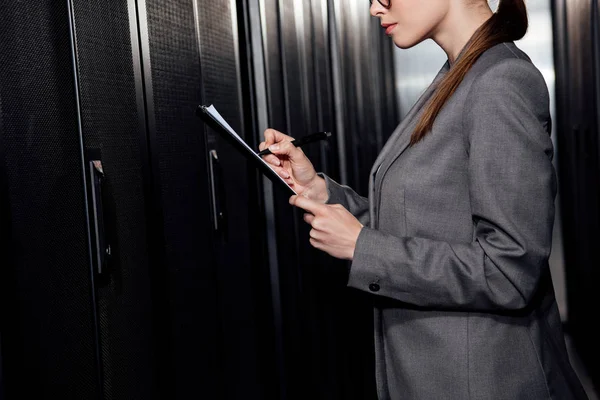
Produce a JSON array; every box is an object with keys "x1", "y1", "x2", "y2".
[
  {"x1": 371, "y1": 62, "x2": 448, "y2": 173},
  {"x1": 367, "y1": 36, "x2": 478, "y2": 228},
  {"x1": 371, "y1": 34, "x2": 477, "y2": 185},
  {"x1": 371, "y1": 62, "x2": 450, "y2": 196},
  {"x1": 367, "y1": 62, "x2": 448, "y2": 228}
]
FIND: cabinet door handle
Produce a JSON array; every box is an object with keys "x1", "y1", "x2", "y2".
[
  {"x1": 89, "y1": 158, "x2": 110, "y2": 275},
  {"x1": 208, "y1": 150, "x2": 226, "y2": 233}
]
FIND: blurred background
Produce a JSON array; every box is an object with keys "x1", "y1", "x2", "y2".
[{"x1": 0, "y1": 0, "x2": 598, "y2": 399}]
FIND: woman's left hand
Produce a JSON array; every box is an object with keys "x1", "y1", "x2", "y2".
[{"x1": 289, "y1": 195, "x2": 363, "y2": 260}]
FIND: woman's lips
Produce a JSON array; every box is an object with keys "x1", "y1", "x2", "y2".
[{"x1": 383, "y1": 23, "x2": 398, "y2": 35}]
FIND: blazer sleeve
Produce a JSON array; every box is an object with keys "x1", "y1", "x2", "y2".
[
  {"x1": 317, "y1": 172, "x2": 370, "y2": 226},
  {"x1": 347, "y1": 59, "x2": 556, "y2": 311}
]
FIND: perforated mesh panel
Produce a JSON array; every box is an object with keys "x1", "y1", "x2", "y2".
[
  {"x1": 195, "y1": 1, "x2": 267, "y2": 398},
  {"x1": 0, "y1": 1, "x2": 99, "y2": 398},
  {"x1": 144, "y1": 1, "x2": 269, "y2": 398},
  {"x1": 144, "y1": 1, "x2": 220, "y2": 398},
  {"x1": 196, "y1": 3, "x2": 244, "y2": 136},
  {"x1": 71, "y1": 1, "x2": 156, "y2": 399}
]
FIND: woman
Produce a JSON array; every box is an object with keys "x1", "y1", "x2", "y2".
[{"x1": 259, "y1": 0, "x2": 588, "y2": 398}]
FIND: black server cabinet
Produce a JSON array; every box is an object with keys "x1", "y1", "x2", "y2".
[
  {"x1": 70, "y1": 1, "x2": 158, "y2": 398},
  {"x1": 1, "y1": 1, "x2": 108, "y2": 397},
  {"x1": 330, "y1": 1, "x2": 398, "y2": 196},
  {"x1": 1, "y1": 1, "x2": 158, "y2": 398},
  {"x1": 250, "y1": 0, "x2": 397, "y2": 398},
  {"x1": 1, "y1": 0, "x2": 399, "y2": 398},
  {"x1": 1, "y1": 0, "x2": 274, "y2": 399},
  {"x1": 139, "y1": 0, "x2": 275, "y2": 398},
  {"x1": 552, "y1": 0, "x2": 600, "y2": 386},
  {"x1": 256, "y1": 0, "x2": 364, "y2": 397}
]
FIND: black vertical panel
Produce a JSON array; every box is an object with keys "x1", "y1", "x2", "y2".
[
  {"x1": 256, "y1": 3, "x2": 299, "y2": 397},
  {"x1": 328, "y1": 9, "x2": 379, "y2": 400},
  {"x1": 0, "y1": 335, "x2": 3, "y2": 400},
  {"x1": 358, "y1": 12, "x2": 380, "y2": 167},
  {"x1": 307, "y1": 3, "x2": 342, "y2": 395},
  {"x1": 297, "y1": 2, "x2": 345, "y2": 396},
  {"x1": 258, "y1": 0, "x2": 384, "y2": 398},
  {"x1": 261, "y1": 0, "x2": 288, "y2": 136},
  {"x1": 276, "y1": 2, "x2": 320, "y2": 398},
  {"x1": 310, "y1": 0, "x2": 340, "y2": 179},
  {"x1": 379, "y1": 28, "x2": 399, "y2": 141},
  {"x1": 0, "y1": 94, "x2": 9, "y2": 400},
  {"x1": 234, "y1": 1, "x2": 280, "y2": 398},
  {"x1": 309, "y1": 4, "x2": 348, "y2": 398},
  {"x1": 333, "y1": 2, "x2": 399, "y2": 193},
  {"x1": 0, "y1": 1, "x2": 100, "y2": 398},
  {"x1": 0, "y1": 86, "x2": 8, "y2": 400},
  {"x1": 142, "y1": 1, "x2": 219, "y2": 397},
  {"x1": 274, "y1": 1, "x2": 331, "y2": 397},
  {"x1": 70, "y1": 1, "x2": 157, "y2": 399},
  {"x1": 370, "y1": 17, "x2": 399, "y2": 145},
  {"x1": 567, "y1": 0, "x2": 600, "y2": 376},
  {"x1": 596, "y1": 0, "x2": 600, "y2": 160},
  {"x1": 333, "y1": 2, "x2": 393, "y2": 196},
  {"x1": 195, "y1": 0, "x2": 270, "y2": 398},
  {"x1": 552, "y1": 0, "x2": 600, "y2": 385},
  {"x1": 259, "y1": 0, "x2": 305, "y2": 397},
  {"x1": 309, "y1": 3, "x2": 378, "y2": 399},
  {"x1": 262, "y1": 1, "x2": 318, "y2": 397},
  {"x1": 337, "y1": 4, "x2": 363, "y2": 192},
  {"x1": 143, "y1": 0, "x2": 271, "y2": 398}
]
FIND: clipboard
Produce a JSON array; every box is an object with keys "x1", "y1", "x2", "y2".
[{"x1": 196, "y1": 104, "x2": 297, "y2": 196}]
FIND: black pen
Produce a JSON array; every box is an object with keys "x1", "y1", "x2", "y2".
[{"x1": 258, "y1": 131, "x2": 331, "y2": 156}]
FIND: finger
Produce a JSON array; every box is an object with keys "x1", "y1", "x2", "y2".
[
  {"x1": 264, "y1": 129, "x2": 294, "y2": 146},
  {"x1": 263, "y1": 154, "x2": 281, "y2": 166},
  {"x1": 268, "y1": 140, "x2": 303, "y2": 161},
  {"x1": 309, "y1": 229, "x2": 323, "y2": 241},
  {"x1": 273, "y1": 166, "x2": 290, "y2": 179},
  {"x1": 259, "y1": 142, "x2": 281, "y2": 166},
  {"x1": 303, "y1": 213, "x2": 315, "y2": 225},
  {"x1": 309, "y1": 237, "x2": 322, "y2": 250},
  {"x1": 289, "y1": 195, "x2": 326, "y2": 215}
]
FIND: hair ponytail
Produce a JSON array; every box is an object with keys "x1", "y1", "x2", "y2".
[{"x1": 410, "y1": 0, "x2": 528, "y2": 145}]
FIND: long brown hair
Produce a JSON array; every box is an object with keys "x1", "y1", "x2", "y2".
[{"x1": 410, "y1": 0, "x2": 528, "y2": 145}]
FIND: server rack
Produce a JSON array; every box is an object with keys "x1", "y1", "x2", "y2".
[
  {"x1": 1, "y1": 0, "x2": 274, "y2": 398},
  {"x1": 0, "y1": 1, "x2": 399, "y2": 398},
  {"x1": 140, "y1": 0, "x2": 275, "y2": 397},
  {"x1": 247, "y1": 1, "x2": 397, "y2": 398},
  {"x1": 1, "y1": 1, "x2": 106, "y2": 397}
]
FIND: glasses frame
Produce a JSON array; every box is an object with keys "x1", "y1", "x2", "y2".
[{"x1": 369, "y1": 0, "x2": 391, "y2": 7}]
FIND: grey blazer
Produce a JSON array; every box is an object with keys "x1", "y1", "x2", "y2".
[{"x1": 320, "y1": 42, "x2": 588, "y2": 399}]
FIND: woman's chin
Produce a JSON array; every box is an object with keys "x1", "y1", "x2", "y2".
[{"x1": 392, "y1": 36, "x2": 423, "y2": 50}]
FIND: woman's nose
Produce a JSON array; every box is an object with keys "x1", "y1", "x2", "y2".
[{"x1": 370, "y1": 2, "x2": 387, "y2": 18}]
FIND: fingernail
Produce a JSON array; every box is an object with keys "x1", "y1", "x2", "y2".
[
  {"x1": 275, "y1": 158, "x2": 281, "y2": 166},
  {"x1": 270, "y1": 144, "x2": 279, "y2": 151},
  {"x1": 282, "y1": 171, "x2": 289, "y2": 178}
]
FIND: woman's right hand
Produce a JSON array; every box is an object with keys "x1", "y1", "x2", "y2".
[{"x1": 259, "y1": 128, "x2": 327, "y2": 202}]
